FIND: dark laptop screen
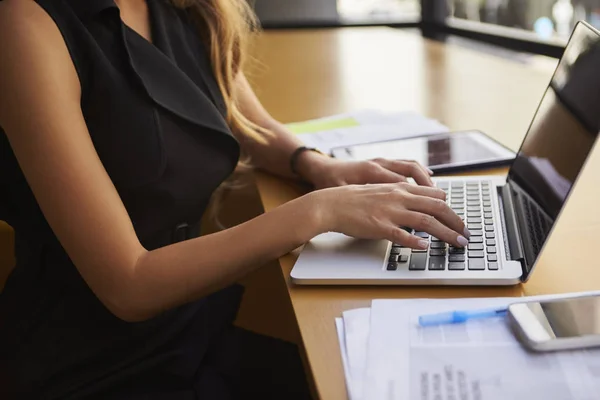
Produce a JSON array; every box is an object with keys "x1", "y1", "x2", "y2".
[{"x1": 508, "y1": 22, "x2": 600, "y2": 275}]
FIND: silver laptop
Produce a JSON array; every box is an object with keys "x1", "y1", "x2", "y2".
[{"x1": 291, "y1": 21, "x2": 600, "y2": 286}]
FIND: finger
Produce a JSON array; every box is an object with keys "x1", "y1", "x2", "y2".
[
  {"x1": 404, "y1": 194, "x2": 467, "y2": 237},
  {"x1": 402, "y1": 211, "x2": 469, "y2": 248},
  {"x1": 374, "y1": 159, "x2": 433, "y2": 187},
  {"x1": 404, "y1": 184, "x2": 447, "y2": 201},
  {"x1": 363, "y1": 162, "x2": 408, "y2": 184},
  {"x1": 388, "y1": 226, "x2": 429, "y2": 250}
]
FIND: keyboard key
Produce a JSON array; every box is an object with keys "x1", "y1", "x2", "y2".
[
  {"x1": 467, "y1": 212, "x2": 481, "y2": 218},
  {"x1": 451, "y1": 182, "x2": 464, "y2": 188},
  {"x1": 468, "y1": 224, "x2": 482, "y2": 230},
  {"x1": 449, "y1": 262, "x2": 466, "y2": 270},
  {"x1": 430, "y1": 249, "x2": 446, "y2": 256},
  {"x1": 483, "y1": 201, "x2": 491, "y2": 207},
  {"x1": 389, "y1": 254, "x2": 398, "y2": 262},
  {"x1": 483, "y1": 207, "x2": 492, "y2": 213},
  {"x1": 486, "y1": 239, "x2": 496, "y2": 246},
  {"x1": 390, "y1": 247, "x2": 401, "y2": 254},
  {"x1": 399, "y1": 255, "x2": 409, "y2": 263},
  {"x1": 428, "y1": 256, "x2": 446, "y2": 271},
  {"x1": 468, "y1": 259, "x2": 485, "y2": 270},
  {"x1": 392, "y1": 243, "x2": 404, "y2": 248},
  {"x1": 449, "y1": 247, "x2": 466, "y2": 254},
  {"x1": 471, "y1": 230, "x2": 483, "y2": 236},
  {"x1": 467, "y1": 206, "x2": 481, "y2": 212},
  {"x1": 467, "y1": 218, "x2": 482, "y2": 224},
  {"x1": 488, "y1": 262, "x2": 499, "y2": 270},
  {"x1": 485, "y1": 232, "x2": 495, "y2": 239},
  {"x1": 469, "y1": 236, "x2": 483, "y2": 243},
  {"x1": 487, "y1": 246, "x2": 497, "y2": 254},
  {"x1": 412, "y1": 248, "x2": 427, "y2": 253},
  {"x1": 488, "y1": 254, "x2": 498, "y2": 262},
  {"x1": 467, "y1": 201, "x2": 480, "y2": 207},
  {"x1": 468, "y1": 243, "x2": 484, "y2": 251},
  {"x1": 409, "y1": 253, "x2": 427, "y2": 270},
  {"x1": 387, "y1": 262, "x2": 398, "y2": 271},
  {"x1": 482, "y1": 196, "x2": 491, "y2": 201},
  {"x1": 430, "y1": 242, "x2": 446, "y2": 249},
  {"x1": 437, "y1": 182, "x2": 449, "y2": 189},
  {"x1": 415, "y1": 231, "x2": 429, "y2": 238},
  {"x1": 484, "y1": 218, "x2": 494, "y2": 225},
  {"x1": 484, "y1": 212, "x2": 493, "y2": 219},
  {"x1": 468, "y1": 251, "x2": 485, "y2": 258},
  {"x1": 449, "y1": 254, "x2": 466, "y2": 262},
  {"x1": 431, "y1": 237, "x2": 441, "y2": 242},
  {"x1": 485, "y1": 226, "x2": 494, "y2": 232},
  {"x1": 466, "y1": 195, "x2": 480, "y2": 201}
]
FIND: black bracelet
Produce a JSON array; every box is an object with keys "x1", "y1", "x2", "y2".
[{"x1": 290, "y1": 146, "x2": 324, "y2": 177}]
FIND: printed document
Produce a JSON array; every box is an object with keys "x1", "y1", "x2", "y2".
[{"x1": 364, "y1": 294, "x2": 600, "y2": 400}]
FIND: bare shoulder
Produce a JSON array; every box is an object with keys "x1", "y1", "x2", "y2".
[
  {"x1": 0, "y1": 0, "x2": 73, "y2": 61},
  {"x1": 0, "y1": 0, "x2": 80, "y2": 124},
  {"x1": 0, "y1": 0, "x2": 52, "y2": 30}
]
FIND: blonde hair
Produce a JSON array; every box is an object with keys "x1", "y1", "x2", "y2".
[{"x1": 169, "y1": 0, "x2": 267, "y2": 226}]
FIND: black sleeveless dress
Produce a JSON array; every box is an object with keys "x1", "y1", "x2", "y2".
[{"x1": 0, "y1": 1, "x2": 309, "y2": 399}]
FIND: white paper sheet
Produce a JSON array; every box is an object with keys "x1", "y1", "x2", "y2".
[
  {"x1": 364, "y1": 291, "x2": 600, "y2": 400},
  {"x1": 342, "y1": 308, "x2": 371, "y2": 400},
  {"x1": 335, "y1": 317, "x2": 353, "y2": 397},
  {"x1": 297, "y1": 112, "x2": 448, "y2": 154}
]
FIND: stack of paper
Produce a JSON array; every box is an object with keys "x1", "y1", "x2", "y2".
[
  {"x1": 288, "y1": 109, "x2": 449, "y2": 154},
  {"x1": 336, "y1": 291, "x2": 600, "y2": 400}
]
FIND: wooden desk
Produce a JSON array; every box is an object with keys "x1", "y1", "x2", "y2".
[{"x1": 247, "y1": 28, "x2": 600, "y2": 399}]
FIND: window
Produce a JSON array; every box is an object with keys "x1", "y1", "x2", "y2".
[
  {"x1": 449, "y1": 0, "x2": 600, "y2": 42},
  {"x1": 337, "y1": 0, "x2": 420, "y2": 23}
]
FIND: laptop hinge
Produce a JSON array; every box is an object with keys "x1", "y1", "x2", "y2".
[{"x1": 498, "y1": 184, "x2": 525, "y2": 269}]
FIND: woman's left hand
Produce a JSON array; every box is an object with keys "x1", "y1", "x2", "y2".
[{"x1": 300, "y1": 155, "x2": 435, "y2": 190}]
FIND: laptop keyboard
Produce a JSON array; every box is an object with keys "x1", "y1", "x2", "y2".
[{"x1": 387, "y1": 181, "x2": 500, "y2": 272}]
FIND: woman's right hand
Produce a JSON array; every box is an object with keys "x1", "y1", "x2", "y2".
[{"x1": 311, "y1": 182, "x2": 470, "y2": 249}]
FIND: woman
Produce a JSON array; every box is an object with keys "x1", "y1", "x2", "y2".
[{"x1": 0, "y1": 0, "x2": 469, "y2": 398}]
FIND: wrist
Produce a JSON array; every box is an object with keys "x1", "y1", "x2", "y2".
[
  {"x1": 294, "y1": 148, "x2": 334, "y2": 186},
  {"x1": 301, "y1": 189, "x2": 334, "y2": 236}
]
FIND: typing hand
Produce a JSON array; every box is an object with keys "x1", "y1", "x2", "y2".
[
  {"x1": 299, "y1": 155, "x2": 435, "y2": 189},
  {"x1": 311, "y1": 182, "x2": 469, "y2": 249}
]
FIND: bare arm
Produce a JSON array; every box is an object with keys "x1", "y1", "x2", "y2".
[
  {"x1": 235, "y1": 73, "x2": 436, "y2": 187},
  {"x1": 0, "y1": 1, "x2": 322, "y2": 322},
  {"x1": 233, "y1": 73, "x2": 331, "y2": 181}
]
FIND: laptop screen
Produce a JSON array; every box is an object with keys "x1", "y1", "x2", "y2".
[{"x1": 507, "y1": 22, "x2": 600, "y2": 276}]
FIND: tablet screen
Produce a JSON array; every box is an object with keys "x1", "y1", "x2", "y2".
[{"x1": 331, "y1": 131, "x2": 515, "y2": 171}]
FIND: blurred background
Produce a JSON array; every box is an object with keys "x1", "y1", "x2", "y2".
[{"x1": 254, "y1": 0, "x2": 600, "y2": 49}]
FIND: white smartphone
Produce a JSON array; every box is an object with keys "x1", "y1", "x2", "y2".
[{"x1": 508, "y1": 294, "x2": 600, "y2": 352}]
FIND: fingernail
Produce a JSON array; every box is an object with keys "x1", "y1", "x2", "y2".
[
  {"x1": 457, "y1": 235, "x2": 469, "y2": 247},
  {"x1": 418, "y1": 239, "x2": 429, "y2": 249},
  {"x1": 463, "y1": 227, "x2": 471, "y2": 238},
  {"x1": 427, "y1": 168, "x2": 434, "y2": 175}
]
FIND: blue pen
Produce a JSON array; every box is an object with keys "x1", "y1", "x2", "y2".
[{"x1": 418, "y1": 307, "x2": 508, "y2": 327}]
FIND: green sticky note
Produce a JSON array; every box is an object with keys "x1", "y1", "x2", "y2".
[{"x1": 287, "y1": 117, "x2": 360, "y2": 134}]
